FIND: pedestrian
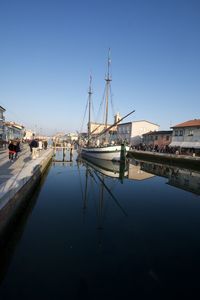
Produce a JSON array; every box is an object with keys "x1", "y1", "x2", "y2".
[
  {"x1": 8, "y1": 140, "x2": 16, "y2": 161},
  {"x1": 38, "y1": 140, "x2": 43, "y2": 150},
  {"x1": 43, "y1": 140, "x2": 48, "y2": 150},
  {"x1": 29, "y1": 138, "x2": 38, "y2": 159},
  {"x1": 15, "y1": 139, "x2": 21, "y2": 159}
]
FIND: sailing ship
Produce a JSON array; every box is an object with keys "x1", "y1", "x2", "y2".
[{"x1": 81, "y1": 50, "x2": 135, "y2": 161}]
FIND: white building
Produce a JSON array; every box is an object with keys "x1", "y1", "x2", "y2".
[
  {"x1": 24, "y1": 129, "x2": 34, "y2": 141},
  {"x1": 4, "y1": 121, "x2": 25, "y2": 141},
  {"x1": 170, "y1": 119, "x2": 200, "y2": 152},
  {"x1": 65, "y1": 132, "x2": 78, "y2": 142},
  {"x1": 117, "y1": 120, "x2": 159, "y2": 145}
]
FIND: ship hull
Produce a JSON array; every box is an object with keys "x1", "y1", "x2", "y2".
[{"x1": 81, "y1": 145, "x2": 129, "y2": 161}]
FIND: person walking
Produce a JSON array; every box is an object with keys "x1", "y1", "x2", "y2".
[
  {"x1": 8, "y1": 140, "x2": 16, "y2": 162},
  {"x1": 43, "y1": 140, "x2": 48, "y2": 150},
  {"x1": 15, "y1": 139, "x2": 21, "y2": 159},
  {"x1": 38, "y1": 140, "x2": 43, "y2": 151},
  {"x1": 29, "y1": 138, "x2": 38, "y2": 159}
]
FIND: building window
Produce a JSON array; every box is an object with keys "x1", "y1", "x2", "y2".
[
  {"x1": 188, "y1": 130, "x2": 193, "y2": 136},
  {"x1": 179, "y1": 130, "x2": 183, "y2": 136},
  {"x1": 166, "y1": 135, "x2": 169, "y2": 141},
  {"x1": 155, "y1": 136, "x2": 158, "y2": 140},
  {"x1": 175, "y1": 130, "x2": 178, "y2": 136}
]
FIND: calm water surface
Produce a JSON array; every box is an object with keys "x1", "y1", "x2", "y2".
[{"x1": 0, "y1": 152, "x2": 200, "y2": 299}]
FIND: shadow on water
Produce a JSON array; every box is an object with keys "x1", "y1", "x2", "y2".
[{"x1": 0, "y1": 164, "x2": 51, "y2": 284}]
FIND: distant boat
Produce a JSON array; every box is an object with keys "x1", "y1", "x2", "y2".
[{"x1": 81, "y1": 49, "x2": 135, "y2": 161}]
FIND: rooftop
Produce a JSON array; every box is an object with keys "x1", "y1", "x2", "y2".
[
  {"x1": 143, "y1": 130, "x2": 173, "y2": 136},
  {"x1": 171, "y1": 119, "x2": 200, "y2": 128},
  {"x1": 118, "y1": 120, "x2": 159, "y2": 127}
]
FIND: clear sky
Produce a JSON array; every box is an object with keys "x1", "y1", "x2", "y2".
[{"x1": 0, "y1": 0, "x2": 200, "y2": 135}]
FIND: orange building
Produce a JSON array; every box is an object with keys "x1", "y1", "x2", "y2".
[{"x1": 142, "y1": 130, "x2": 172, "y2": 149}]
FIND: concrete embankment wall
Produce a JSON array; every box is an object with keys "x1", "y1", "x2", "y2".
[
  {"x1": 127, "y1": 150, "x2": 200, "y2": 171},
  {"x1": 0, "y1": 149, "x2": 53, "y2": 238}
]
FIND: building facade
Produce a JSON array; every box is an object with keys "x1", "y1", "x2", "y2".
[
  {"x1": 170, "y1": 119, "x2": 200, "y2": 154},
  {"x1": 24, "y1": 129, "x2": 34, "y2": 141},
  {"x1": 142, "y1": 130, "x2": 173, "y2": 150},
  {"x1": 4, "y1": 122, "x2": 25, "y2": 141},
  {"x1": 117, "y1": 120, "x2": 159, "y2": 145},
  {"x1": 0, "y1": 106, "x2": 6, "y2": 146}
]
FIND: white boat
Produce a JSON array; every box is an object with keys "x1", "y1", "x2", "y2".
[
  {"x1": 81, "y1": 144, "x2": 129, "y2": 161},
  {"x1": 80, "y1": 49, "x2": 134, "y2": 161}
]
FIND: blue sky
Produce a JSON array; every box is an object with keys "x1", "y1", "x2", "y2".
[{"x1": 0, "y1": 0, "x2": 200, "y2": 135}]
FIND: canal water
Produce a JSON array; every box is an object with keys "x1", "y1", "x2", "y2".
[{"x1": 0, "y1": 151, "x2": 200, "y2": 299}]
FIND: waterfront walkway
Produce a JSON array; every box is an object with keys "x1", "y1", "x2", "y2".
[
  {"x1": 0, "y1": 144, "x2": 51, "y2": 185},
  {"x1": 128, "y1": 149, "x2": 200, "y2": 170},
  {"x1": 0, "y1": 144, "x2": 53, "y2": 208},
  {"x1": 0, "y1": 144, "x2": 31, "y2": 186}
]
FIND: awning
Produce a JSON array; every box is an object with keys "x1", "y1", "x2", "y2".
[
  {"x1": 169, "y1": 141, "x2": 200, "y2": 149},
  {"x1": 169, "y1": 141, "x2": 183, "y2": 147},
  {"x1": 181, "y1": 142, "x2": 200, "y2": 149},
  {"x1": 194, "y1": 142, "x2": 200, "y2": 149}
]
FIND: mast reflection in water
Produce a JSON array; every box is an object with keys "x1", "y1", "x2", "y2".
[{"x1": 0, "y1": 152, "x2": 200, "y2": 299}]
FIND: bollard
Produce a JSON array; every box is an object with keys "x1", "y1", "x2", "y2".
[
  {"x1": 120, "y1": 143, "x2": 126, "y2": 162},
  {"x1": 63, "y1": 147, "x2": 65, "y2": 162}
]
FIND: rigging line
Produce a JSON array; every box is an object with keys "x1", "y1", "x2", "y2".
[
  {"x1": 83, "y1": 168, "x2": 89, "y2": 211},
  {"x1": 76, "y1": 160, "x2": 84, "y2": 206},
  {"x1": 95, "y1": 86, "x2": 106, "y2": 123},
  {"x1": 87, "y1": 169, "x2": 106, "y2": 226},
  {"x1": 90, "y1": 123, "x2": 103, "y2": 135},
  {"x1": 80, "y1": 98, "x2": 89, "y2": 133},
  {"x1": 87, "y1": 166, "x2": 98, "y2": 184},
  {"x1": 91, "y1": 101, "x2": 95, "y2": 122},
  {"x1": 93, "y1": 170, "x2": 128, "y2": 217},
  {"x1": 109, "y1": 85, "x2": 116, "y2": 119},
  {"x1": 82, "y1": 162, "x2": 97, "y2": 211},
  {"x1": 103, "y1": 91, "x2": 106, "y2": 125}
]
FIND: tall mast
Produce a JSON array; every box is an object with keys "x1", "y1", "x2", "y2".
[
  {"x1": 105, "y1": 48, "x2": 112, "y2": 129},
  {"x1": 88, "y1": 75, "x2": 92, "y2": 142}
]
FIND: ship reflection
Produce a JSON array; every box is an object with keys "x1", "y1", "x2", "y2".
[
  {"x1": 129, "y1": 158, "x2": 200, "y2": 195},
  {"x1": 80, "y1": 156, "x2": 128, "y2": 181},
  {"x1": 77, "y1": 157, "x2": 128, "y2": 246}
]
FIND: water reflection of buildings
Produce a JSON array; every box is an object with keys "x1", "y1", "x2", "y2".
[
  {"x1": 128, "y1": 162, "x2": 155, "y2": 181},
  {"x1": 132, "y1": 159, "x2": 200, "y2": 195}
]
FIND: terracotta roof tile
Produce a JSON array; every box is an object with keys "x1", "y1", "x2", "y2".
[
  {"x1": 171, "y1": 119, "x2": 200, "y2": 128},
  {"x1": 143, "y1": 130, "x2": 172, "y2": 136}
]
